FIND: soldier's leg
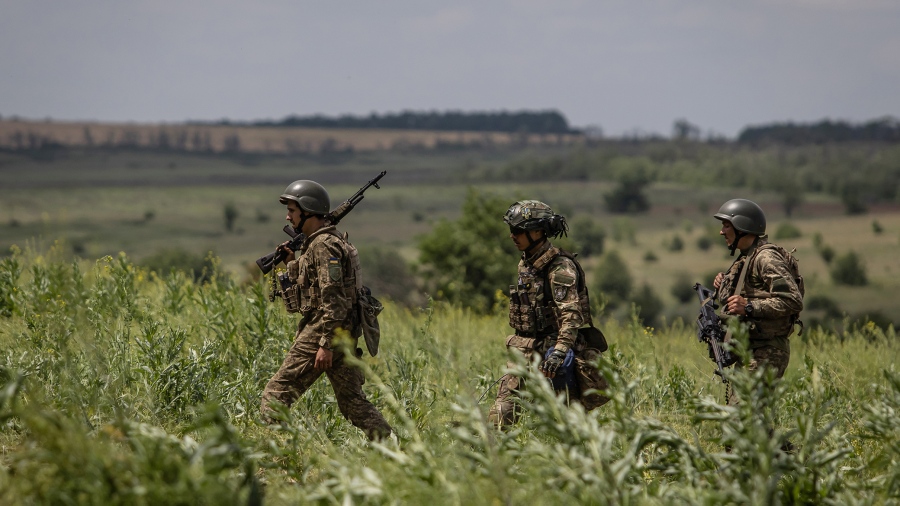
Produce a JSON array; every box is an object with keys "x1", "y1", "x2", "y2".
[
  {"x1": 327, "y1": 350, "x2": 392, "y2": 440},
  {"x1": 574, "y1": 348, "x2": 610, "y2": 411},
  {"x1": 261, "y1": 340, "x2": 324, "y2": 420},
  {"x1": 747, "y1": 346, "x2": 790, "y2": 379},
  {"x1": 488, "y1": 370, "x2": 524, "y2": 428}
]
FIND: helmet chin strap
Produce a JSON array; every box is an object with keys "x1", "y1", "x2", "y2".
[
  {"x1": 295, "y1": 210, "x2": 315, "y2": 234},
  {"x1": 729, "y1": 231, "x2": 746, "y2": 256},
  {"x1": 523, "y1": 231, "x2": 546, "y2": 256}
]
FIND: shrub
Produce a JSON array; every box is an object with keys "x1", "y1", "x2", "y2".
[
  {"x1": 141, "y1": 248, "x2": 218, "y2": 283},
  {"x1": 818, "y1": 244, "x2": 835, "y2": 264},
  {"x1": 774, "y1": 222, "x2": 802, "y2": 239},
  {"x1": 667, "y1": 235, "x2": 684, "y2": 252},
  {"x1": 696, "y1": 235, "x2": 712, "y2": 251},
  {"x1": 592, "y1": 250, "x2": 632, "y2": 308},
  {"x1": 830, "y1": 250, "x2": 867, "y2": 286},
  {"x1": 670, "y1": 272, "x2": 696, "y2": 304},
  {"x1": 805, "y1": 294, "x2": 842, "y2": 318},
  {"x1": 570, "y1": 216, "x2": 606, "y2": 258},
  {"x1": 872, "y1": 220, "x2": 883, "y2": 235},
  {"x1": 417, "y1": 188, "x2": 518, "y2": 311},
  {"x1": 632, "y1": 283, "x2": 663, "y2": 325},
  {"x1": 358, "y1": 245, "x2": 422, "y2": 307},
  {"x1": 223, "y1": 202, "x2": 239, "y2": 232}
]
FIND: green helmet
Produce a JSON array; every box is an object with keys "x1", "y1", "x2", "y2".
[
  {"x1": 714, "y1": 199, "x2": 766, "y2": 235},
  {"x1": 503, "y1": 200, "x2": 568, "y2": 238},
  {"x1": 279, "y1": 180, "x2": 330, "y2": 215}
]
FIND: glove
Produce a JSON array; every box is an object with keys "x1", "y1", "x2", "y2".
[{"x1": 541, "y1": 348, "x2": 568, "y2": 378}]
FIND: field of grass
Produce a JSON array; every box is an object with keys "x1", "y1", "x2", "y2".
[
  {"x1": 3, "y1": 145, "x2": 900, "y2": 326},
  {"x1": 1, "y1": 249, "x2": 899, "y2": 504}
]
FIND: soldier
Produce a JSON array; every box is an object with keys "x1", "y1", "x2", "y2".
[
  {"x1": 489, "y1": 200, "x2": 610, "y2": 428},
  {"x1": 260, "y1": 180, "x2": 392, "y2": 440},
  {"x1": 712, "y1": 198, "x2": 804, "y2": 397}
]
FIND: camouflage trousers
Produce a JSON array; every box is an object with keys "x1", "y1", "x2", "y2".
[
  {"x1": 261, "y1": 339, "x2": 392, "y2": 440},
  {"x1": 726, "y1": 345, "x2": 790, "y2": 406},
  {"x1": 488, "y1": 336, "x2": 610, "y2": 428}
]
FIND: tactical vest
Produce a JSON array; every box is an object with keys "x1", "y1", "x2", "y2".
[
  {"x1": 508, "y1": 246, "x2": 593, "y2": 337},
  {"x1": 282, "y1": 228, "x2": 362, "y2": 317},
  {"x1": 720, "y1": 242, "x2": 803, "y2": 341}
]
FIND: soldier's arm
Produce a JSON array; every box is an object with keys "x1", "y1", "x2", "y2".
[
  {"x1": 549, "y1": 258, "x2": 586, "y2": 352},
  {"x1": 750, "y1": 250, "x2": 803, "y2": 318},
  {"x1": 311, "y1": 239, "x2": 355, "y2": 349}
]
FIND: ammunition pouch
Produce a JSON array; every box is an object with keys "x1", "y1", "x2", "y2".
[{"x1": 357, "y1": 286, "x2": 382, "y2": 356}]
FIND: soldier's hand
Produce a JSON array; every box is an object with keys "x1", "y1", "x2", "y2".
[
  {"x1": 315, "y1": 347, "x2": 333, "y2": 371},
  {"x1": 277, "y1": 241, "x2": 296, "y2": 263},
  {"x1": 725, "y1": 295, "x2": 748, "y2": 315},
  {"x1": 713, "y1": 272, "x2": 724, "y2": 290},
  {"x1": 541, "y1": 349, "x2": 567, "y2": 378}
]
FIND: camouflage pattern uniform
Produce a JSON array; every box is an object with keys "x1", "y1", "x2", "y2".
[
  {"x1": 261, "y1": 225, "x2": 392, "y2": 440},
  {"x1": 717, "y1": 237, "x2": 803, "y2": 404},
  {"x1": 489, "y1": 240, "x2": 610, "y2": 427}
]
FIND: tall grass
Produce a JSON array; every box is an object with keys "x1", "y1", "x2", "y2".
[{"x1": 1, "y1": 248, "x2": 898, "y2": 504}]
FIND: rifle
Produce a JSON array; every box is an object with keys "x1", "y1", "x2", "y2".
[
  {"x1": 255, "y1": 171, "x2": 387, "y2": 274},
  {"x1": 693, "y1": 283, "x2": 737, "y2": 382}
]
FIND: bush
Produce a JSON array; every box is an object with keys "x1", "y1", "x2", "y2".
[
  {"x1": 632, "y1": 283, "x2": 663, "y2": 325},
  {"x1": 830, "y1": 250, "x2": 867, "y2": 286},
  {"x1": 667, "y1": 235, "x2": 684, "y2": 252},
  {"x1": 592, "y1": 250, "x2": 632, "y2": 309},
  {"x1": 358, "y1": 245, "x2": 422, "y2": 307},
  {"x1": 696, "y1": 235, "x2": 713, "y2": 251},
  {"x1": 773, "y1": 222, "x2": 802, "y2": 239},
  {"x1": 223, "y1": 202, "x2": 239, "y2": 232},
  {"x1": 805, "y1": 294, "x2": 842, "y2": 318},
  {"x1": 417, "y1": 188, "x2": 518, "y2": 311},
  {"x1": 570, "y1": 216, "x2": 606, "y2": 258},
  {"x1": 818, "y1": 244, "x2": 835, "y2": 264},
  {"x1": 670, "y1": 273, "x2": 696, "y2": 304},
  {"x1": 872, "y1": 220, "x2": 883, "y2": 235},
  {"x1": 141, "y1": 248, "x2": 218, "y2": 283}
]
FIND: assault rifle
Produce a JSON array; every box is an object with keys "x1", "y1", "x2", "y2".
[
  {"x1": 693, "y1": 283, "x2": 737, "y2": 382},
  {"x1": 255, "y1": 171, "x2": 386, "y2": 274}
]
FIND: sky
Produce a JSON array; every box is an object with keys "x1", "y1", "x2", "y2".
[{"x1": 1, "y1": 0, "x2": 898, "y2": 138}]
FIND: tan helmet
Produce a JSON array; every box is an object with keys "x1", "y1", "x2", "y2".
[
  {"x1": 279, "y1": 180, "x2": 330, "y2": 215},
  {"x1": 503, "y1": 200, "x2": 568, "y2": 238}
]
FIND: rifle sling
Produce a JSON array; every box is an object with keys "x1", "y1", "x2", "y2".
[{"x1": 723, "y1": 256, "x2": 750, "y2": 344}]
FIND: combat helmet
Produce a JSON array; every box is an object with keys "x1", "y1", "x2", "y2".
[
  {"x1": 503, "y1": 200, "x2": 568, "y2": 239},
  {"x1": 279, "y1": 180, "x2": 330, "y2": 215},
  {"x1": 714, "y1": 199, "x2": 766, "y2": 235}
]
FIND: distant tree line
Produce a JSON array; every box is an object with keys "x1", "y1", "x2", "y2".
[
  {"x1": 220, "y1": 110, "x2": 575, "y2": 134},
  {"x1": 738, "y1": 117, "x2": 900, "y2": 145}
]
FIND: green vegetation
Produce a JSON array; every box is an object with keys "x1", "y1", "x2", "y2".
[{"x1": 1, "y1": 249, "x2": 899, "y2": 503}]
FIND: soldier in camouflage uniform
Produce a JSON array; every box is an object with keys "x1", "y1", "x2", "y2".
[
  {"x1": 489, "y1": 200, "x2": 610, "y2": 428},
  {"x1": 260, "y1": 180, "x2": 392, "y2": 440},
  {"x1": 712, "y1": 199, "x2": 804, "y2": 404}
]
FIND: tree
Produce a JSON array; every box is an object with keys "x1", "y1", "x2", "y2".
[
  {"x1": 223, "y1": 203, "x2": 239, "y2": 232},
  {"x1": 592, "y1": 251, "x2": 632, "y2": 309},
  {"x1": 604, "y1": 162, "x2": 651, "y2": 214},
  {"x1": 830, "y1": 251, "x2": 867, "y2": 286},
  {"x1": 417, "y1": 189, "x2": 518, "y2": 311}
]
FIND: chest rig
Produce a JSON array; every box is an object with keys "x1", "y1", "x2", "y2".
[
  {"x1": 277, "y1": 228, "x2": 362, "y2": 316},
  {"x1": 508, "y1": 246, "x2": 593, "y2": 338}
]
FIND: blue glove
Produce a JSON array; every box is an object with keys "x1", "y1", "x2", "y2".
[{"x1": 541, "y1": 348, "x2": 577, "y2": 391}]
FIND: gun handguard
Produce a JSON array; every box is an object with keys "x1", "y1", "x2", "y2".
[
  {"x1": 256, "y1": 225, "x2": 305, "y2": 275},
  {"x1": 693, "y1": 283, "x2": 736, "y2": 382}
]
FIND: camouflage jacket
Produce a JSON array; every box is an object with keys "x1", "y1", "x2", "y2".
[
  {"x1": 508, "y1": 241, "x2": 593, "y2": 353},
  {"x1": 716, "y1": 237, "x2": 804, "y2": 352},
  {"x1": 286, "y1": 226, "x2": 361, "y2": 349}
]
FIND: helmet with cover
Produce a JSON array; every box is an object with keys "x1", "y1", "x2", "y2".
[
  {"x1": 503, "y1": 200, "x2": 568, "y2": 238},
  {"x1": 713, "y1": 198, "x2": 766, "y2": 235},
  {"x1": 279, "y1": 180, "x2": 330, "y2": 215}
]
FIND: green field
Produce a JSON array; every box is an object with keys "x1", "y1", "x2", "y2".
[
  {"x1": 2, "y1": 146, "x2": 899, "y2": 326},
  {"x1": 2, "y1": 142, "x2": 900, "y2": 503},
  {"x1": 1, "y1": 250, "x2": 899, "y2": 504}
]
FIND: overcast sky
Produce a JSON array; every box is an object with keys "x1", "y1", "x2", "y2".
[{"x1": 2, "y1": 0, "x2": 898, "y2": 138}]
